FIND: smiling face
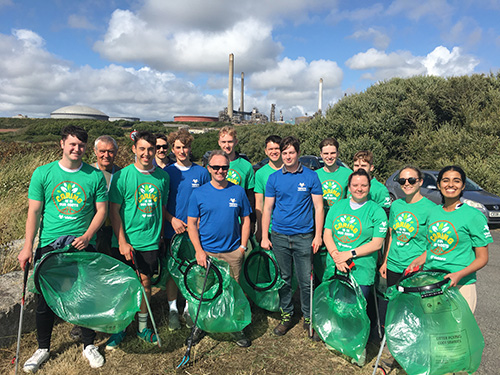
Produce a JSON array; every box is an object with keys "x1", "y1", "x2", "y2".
[
  {"x1": 172, "y1": 139, "x2": 190, "y2": 164},
  {"x1": 349, "y1": 175, "x2": 370, "y2": 202},
  {"x1": 399, "y1": 168, "x2": 422, "y2": 197},
  {"x1": 155, "y1": 138, "x2": 169, "y2": 161},
  {"x1": 208, "y1": 154, "x2": 229, "y2": 184},
  {"x1": 94, "y1": 141, "x2": 116, "y2": 171},
  {"x1": 133, "y1": 138, "x2": 155, "y2": 170},
  {"x1": 438, "y1": 170, "x2": 465, "y2": 201},
  {"x1": 281, "y1": 144, "x2": 299, "y2": 169},
  {"x1": 320, "y1": 144, "x2": 338, "y2": 167},
  {"x1": 265, "y1": 141, "x2": 281, "y2": 163},
  {"x1": 218, "y1": 133, "x2": 237, "y2": 157},
  {"x1": 61, "y1": 135, "x2": 86, "y2": 164}
]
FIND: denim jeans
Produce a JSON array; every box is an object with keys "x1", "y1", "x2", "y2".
[{"x1": 271, "y1": 231, "x2": 313, "y2": 319}]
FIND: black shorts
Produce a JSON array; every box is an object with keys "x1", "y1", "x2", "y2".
[{"x1": 110, "y1": 247, "x2": 159, "y2": 278}]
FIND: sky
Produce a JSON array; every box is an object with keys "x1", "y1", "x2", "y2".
[{"x1": 0, "y1": 0, "x2": 499, "y2": 122}]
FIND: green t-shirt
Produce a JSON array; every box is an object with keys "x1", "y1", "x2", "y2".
[
  {"x1": 226, "y1": 157, "x2": 255, "y2": 189},
  {"x1": 316, "y1": 166, "x2": 352, "y2": 215},
  {"x1": 109, "y1": 165, "x2": 169, "y2": 251},
  {"x1": 324, "y1": 199, "x2": 388, "y2": 286},
  {"x1": 28, "y1": 161, "x2": 108, "y2": 248},
  {"x1": 369, "y1": 178, "x2": 391, "y2": 208},
  {"x1": 387, "y1": 197, "x2": 437, "y2": 273},
  {"x1": 254, "y1": 163, "x2": 279, "y2": 195},
  {"x1": 425, "y1": 204, "x2": 493, "y2": 285}
]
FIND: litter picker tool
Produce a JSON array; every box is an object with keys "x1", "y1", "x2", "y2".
[
  {"x1": 309, "y1": 247, "x2": 314, "y2": 338},
  {"x1": 372, "y1": 334, "x2": 387, "y2": 375},
  {"x1": 177, "y1": 257, "x2": 212, "y2": 368},
  {"x1": 130, "y1": 250, "x2": 161, "y2": 347},
  {"x1": 14, "y1": 261, "x2": 30, "y2": 375}
]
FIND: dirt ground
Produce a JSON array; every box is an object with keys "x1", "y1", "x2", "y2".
[{"x1": 0, "y1": 288, "x2": 402, "y2": 375}]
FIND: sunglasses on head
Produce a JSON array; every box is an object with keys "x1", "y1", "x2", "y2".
[
  {"x1": 156, "y1": 145, "x2": 168, "y2": 150},
  {"x1": 397, "y1": 177, "x2": 419, "y2": 185},
  {"x1": 209, "y1": 165, "x2": 229, "y2": 171}
]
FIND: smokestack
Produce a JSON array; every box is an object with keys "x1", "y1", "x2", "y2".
[
  {"x1": 228, "y1": 53, "x2": 234, "y2": 119},
  {"x1": 318, "y1": 78, "x2": 323, "y2": 114},
  {"x1": 240, "y1": 72, "x2": 244, "y2": 114}
]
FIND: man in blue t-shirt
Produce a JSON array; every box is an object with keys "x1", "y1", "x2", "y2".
[
  {"x1": 187, "y1": 150, "x2": 252, "y2": 348},
  {"x1": 164, "y1": 129, "x2": 210, "y2": 330},
  {"x1": 261, "y1": 136, "x2": 324, "y2": 338}
]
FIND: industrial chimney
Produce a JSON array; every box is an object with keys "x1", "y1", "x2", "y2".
[
  {"x1": 240, "y1": 72, "x2": 244, "y2": 114},
  {"x1": 228, "y1": 54, "x2": 234, "y2": 119},
  {"x1": 318, "y1": 78, "x2": 323, "y2": 115}
]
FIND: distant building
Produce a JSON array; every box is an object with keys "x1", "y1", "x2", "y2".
[
  {"x1": 51, "y1": 105, "x2": 109, "y2": 120},
  {"x1": 109, "y1": 117, "x2": 140, "y2": 122},
  {"x1": 174, "y1": 115, "x2": 218, "y2": 122},
  {"x1": 11, "y1": 114, "x2": 28, "y2": 119}
]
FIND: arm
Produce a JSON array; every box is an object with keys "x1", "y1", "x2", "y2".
[
  {"x1": 406, "y1": 251, "x2": 427, "y2": 272},
  {"x1": 187, "y1": 216, "x2": 207, "y2": 268},
  {"x1": 254, "y1": 192, "x2": 264, "y2": 242},
  {"x1": 311, "y1": 194, "x2": 324, "y2": 253},
  {"x1": 239, "y1": 215, "x2": 250, "y2": 253},
  {"x1": 18, "y1": 199, "x2": 43, "y2": 270},
  {"x1": 332, "y1": 236, "x2": 384, "y2": 264},
  {"x1": 379, "y1": 228, "x2": 393, "y2": 278},
  {"x1": 109, "y1": 201, "x2": 133, "y2": 261},
  {"x1": 324, "y1": 227, "x2": 348, "y2": 273},
  {"x1": 72, "y1": 201, "x2": 107, "y2": 250},
  {"x1": 260, "y1": 196, "x2": 275, "y2": 250},
  {"x1": 445, "y1": 246, "x2": 489, "y2": 287},
  {"x1": 165, "y1": 210, "x2": 187, "y2": 234}
]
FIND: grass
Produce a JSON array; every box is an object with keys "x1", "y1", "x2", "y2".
[{"x1": 0, "y1": 289, "x2": 402, "y2": 375}]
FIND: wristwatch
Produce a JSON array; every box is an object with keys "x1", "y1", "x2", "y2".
[
  {"x1": 351, "y1": 249, "x2": 357, "y2": 259},
  {"x1": 239, "y1": 245, "x2": 248, "y2": 251}
]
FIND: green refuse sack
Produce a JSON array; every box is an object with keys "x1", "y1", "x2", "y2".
[
  {"x1": 150, "y1": 242, "x2": 170, "y2": 289},
  {"x1": 33, "y1": 246, "x2": 142, "y2": 334},
  {"x1": 168, "y1": 233, "x2": 251, "y2": 333},
  {"x1": 240, "y1": 239, "x2": 285, "y2": 312},
  {"x1": 312, "y1": 269, "x2": 369, "y2": 363},
  {"x1": 385, "y1": 270, "x2": 484, "y2": 375}
]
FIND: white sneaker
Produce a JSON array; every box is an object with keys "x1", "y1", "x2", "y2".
[
  {"x1": 23, "y1": 348, "x2": 49, "y2": 373},
  {"x1": 82, "y1": 344, "x2": 104, "y2": 368}
]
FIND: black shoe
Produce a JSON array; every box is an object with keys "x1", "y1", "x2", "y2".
[
  {"x1": 70, "y1": 325, "x2": 82, "y2": 341},
  {"x1": 303, "y1": 318, "x2": 320, "y2": 341},
  {"x1": 231, "y1": 331, "x2": 251, "y2": 347},
  {"x1": 185, "y1": 326, "x2": 206, "y2": 347},
  {"x1": 273, "y1": 311, "x2": 293, "y2": 336}
]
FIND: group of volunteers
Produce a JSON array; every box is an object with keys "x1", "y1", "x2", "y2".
[{"x1": 17, "y1": 124, "x2": 491, "y2": 372}]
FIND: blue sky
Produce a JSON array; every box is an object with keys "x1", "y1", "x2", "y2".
[{"x1": 0, "y1": 0, "x2": 499, "y2": 121}]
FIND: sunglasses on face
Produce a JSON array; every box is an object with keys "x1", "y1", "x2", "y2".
[
  {"x1": 156, "y1": 145, "x2": 168, "y2": 150},
  {"x1": 209, "y1": 165, "x2": 229, "y2": 171},
  {"x1": 397, "y1": 177, "x2": 419, "y2": 185}
]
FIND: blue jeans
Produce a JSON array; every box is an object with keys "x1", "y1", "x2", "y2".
[{"x1": 271, "y1": 231, "x2": 313, "y2": 319}]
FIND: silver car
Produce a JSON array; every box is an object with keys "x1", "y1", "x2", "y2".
[{"x1": 385, "y1": 169, "x2": 500, "y2": 224}]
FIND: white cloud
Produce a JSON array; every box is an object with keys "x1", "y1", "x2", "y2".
[
  {"x1": 0, "y1": 0, "x2": 12, "y2": 8},
  {"x1": 348, "y1": 28, "x2": 391, "y2": 49},
  {"x1": 68, "y1": 14, "x2": 97, "y2": 30},
  {"x1": 346, "y1": 46, "x2": 479, "y2": 81},
  {"x1": 328, "y1": 3, "x2": 384, "y2": 23},
  {"x1": 386, "y1": 0, "x2": 454, "y2": 21}
]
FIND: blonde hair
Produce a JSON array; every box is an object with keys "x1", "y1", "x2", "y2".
[{"x1": 219, "y1": 126, "x2": 237, "y2": 139}]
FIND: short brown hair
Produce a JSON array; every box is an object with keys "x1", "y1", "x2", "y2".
[
  {"x1": 219, "y1": 126, "x2": 237, "y2": 139},
  {"x1": 353, "y1": 150, "x2": 373, "y2": 165},
  {"x1": 168, "y1": 129, "x2": 193, "y2": 148},
  {"x1": 207, "y1": 149, "x2": 230, "y2": 164},
  {"x1": 319, "y1": 137, "x2": 339, "y2": 151}
]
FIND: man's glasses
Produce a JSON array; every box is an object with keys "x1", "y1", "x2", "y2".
[
  {"x1": 156, "y1": 145, "x2": 168, "y2": 150},
  {"x1": 209, "y1": 165, "x2": 229, "y2": 171},
  {"x1": 397, "y1": 177, "x2": 419, "y2": 185}
]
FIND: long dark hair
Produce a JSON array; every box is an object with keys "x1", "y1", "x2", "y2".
[{"x1": 437, "y1": 165, "x2": 466, "y2": 203}]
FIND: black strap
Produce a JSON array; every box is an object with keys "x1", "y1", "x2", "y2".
[
  {"x1": 183, "y1": 260, "x2": 223, "y2": 302},
  {"x1": 396, "y1": 269, "x2": 450, "y2": 294},
  {"x1": 243, "y1": 250, "x2": 279, "y2": 292}
]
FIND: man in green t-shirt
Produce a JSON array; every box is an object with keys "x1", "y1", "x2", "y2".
[
  {"x1": 108, "y1": 131, "x2": 170, "y2": 349},
  {"x1": 18, "y1": 125, "x2": 108, "y2": 372},
  {"x1": 254, "y1": 135, "x2": 282, "y2": 241},
  {"x1": 352, "y1": 150, "x2": 391, "y2": 211}
]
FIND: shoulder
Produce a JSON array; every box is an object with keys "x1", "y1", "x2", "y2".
[{"x1": 420, "y1": 196, "x2": 437, "y2": 208}]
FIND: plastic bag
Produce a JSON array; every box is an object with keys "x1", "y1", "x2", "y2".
[
  {"x1": 312, "y1": 269, "x2": 369, "y2": 362},
  {"x1": 313, "y1": 249, "x2": 328, "y2": 282},
  {"x1": 168, "y1": 233, "x2": 251, "y2": 332},
  {"x1": 386, "y1": 270, "x2": 484, "y2": 375},
  {"x1": 240, "y1": 239, "x2": 285, "y2": 312},
  {"x1": 33, "y1": 246, "x2": 142, "y2": 334}
]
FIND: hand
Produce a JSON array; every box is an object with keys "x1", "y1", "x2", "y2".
[
  {"x1": 405, "y1": 262, "x2": 423, "y2": 274},
  {"x1": 332, "y1": 251, "x2": 351, "y2": 264},
  {"x1": 119, "y1": 242, "x2": 134, "y2": 261},
  {"x1": 379, "y1": 262, "x2": 387, "y2": 279},
  {"x1": 196, "y1": 250, "x2": 208, "y2": 268},
  {"x1": 444, "y1": 272, "x2": 462, "y2": 287},
  {"x1": 312, "y1": 236, "x2": 322, "y2": 254},
  {"x1": 239, "y1": 246, "x2": 246, "y2": 255},
  {"x1": 261, "y1": 238, "x2": 272, "y2": 250},
  {"x1": 72, "y1": 235, "x2": 90, "y2": 250},
  {"x1": 18, "y1": 244, "x2": 33, "y2": 270},
  {"x1": 171, "y1": 217, "x2": 187, "y2": 234},
  {"x1": 336, "y1": 261, "x2": 349, "y2": 273}
]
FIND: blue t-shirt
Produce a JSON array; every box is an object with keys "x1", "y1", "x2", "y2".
[
  {"x1": 265, "y1": 164, "x2": 323, "y2": 235},
  {"x1": 165, "y1": 163, "x2": 210, "y2": 239},
  {"x1": 188, "y1": 182, "x2": 252, "y2": 253}
]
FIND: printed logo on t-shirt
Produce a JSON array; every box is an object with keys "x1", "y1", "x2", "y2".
[
  {"x1": 135, "y1": 183, "x2": 161, "y2": 214},
  {"x1": 192, "y1": 179, "x2": 200, "y2": 188},
  {"x1": 226, "y1": 169, "x2": 241, "y2": 185},
  {"x1": 322, "y1": 180, "x2": 343, "y2": 206},
  {"x1": 483, "y1": 224, "x2": 492, "y2": 239},
  {"x1": 428, "y1": 220, "x2": 458, "y2": 256},
  {"x1": 229, "y1": 198, "x2": 238, "y2": 208},
  {"x1": 52, "y1": 181, "x2": 86, "y2": 216},
  {"x1": 393, "y1": 211, "x2": 419, "y2": 244},
  {"x1": 297, "y1": 182, "x2": 307, "y2": 192},
  {"x1": 332, "y1": 214, "x2": 361, "y2": 243}
]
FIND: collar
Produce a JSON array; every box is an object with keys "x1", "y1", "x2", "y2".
[{"x1": 282, "y1": 162, "x2": 303, "y2": 174}]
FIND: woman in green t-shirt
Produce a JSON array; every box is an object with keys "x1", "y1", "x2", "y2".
[
  {"x1": 408, "y1": 166, "x2": 492, "y2": 312},
  {"x1": 380, "y1": 166, "x2": 436, "y2": 287}
]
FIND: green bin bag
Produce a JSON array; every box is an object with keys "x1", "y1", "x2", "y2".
[
  {"x1": 33, "y1": 246, "x2": 142, "y2": 334},
  {"x1": 312, "y1": 269, "x2": 369, "y2": 363},
  {"x1": 386, "y1": 270, "x2": 484, "y2": 375},
  {"x1": 168, "y1": 233, "x2": 251, "y2": 333},
  {"x1": 240, "y1": 239, "x2": 285, "y2": 312}
]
